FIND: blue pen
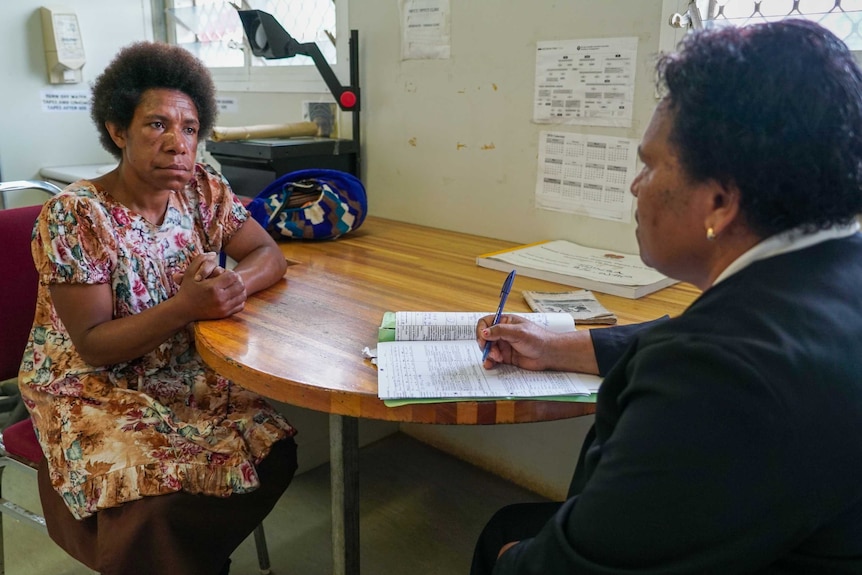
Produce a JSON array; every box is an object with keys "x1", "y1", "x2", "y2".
[{"x1": 482, "y1": 270, "x2": 517, "y2": 361}]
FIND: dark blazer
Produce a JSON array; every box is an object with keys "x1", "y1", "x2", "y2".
[{"x1": 496, "y1": 233, "x2": 862, "y2": 574}]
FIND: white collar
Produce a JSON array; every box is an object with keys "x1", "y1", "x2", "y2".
[{"x1": 712, "y1": 221, "x2": 860, "y2": 287}]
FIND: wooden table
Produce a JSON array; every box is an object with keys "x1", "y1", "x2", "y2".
[{"x1": 194, "y1": 216, "x2": 699, "y2": 574}]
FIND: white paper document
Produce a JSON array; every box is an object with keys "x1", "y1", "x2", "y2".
[
  {"x1": 534, "y1": 37, "x2": 638, "y2": 127},
  {"x1": 400, "y1": 0, "x2": 451, "y2": 60},
  {"x1": 489, "y1": 241, "x2": 667, "y2": 287},
  {"x1": 41, "y1": 90, "x2": 90, "y2": 113},
  {"x1": 377, "y1": 339, "x2": 601, "y2": 400},
  {"x1": 536, "y1": 131, "x2": 637, "y2": 222},
  {"x1": 393, "y1": 311, "x2": 576, "y2": 341}
]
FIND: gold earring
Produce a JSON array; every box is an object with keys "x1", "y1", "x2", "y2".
[{"x1": 706, "y1": 227, "x2": 716, "y2": 241}]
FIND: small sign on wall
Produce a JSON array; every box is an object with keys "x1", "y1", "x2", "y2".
[
  {"x1": 41, "y1": 90, "x2": 89, "y2": 112},
  {"x1": 400, "y1": 0, "x2": 451, "y2": 60},
  {"x1": 216, "y1": 97, "x2": 238, "y2": 114}
]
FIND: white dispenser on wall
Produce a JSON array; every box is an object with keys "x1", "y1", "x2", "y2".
[{"x1": 40, "y1": 7, "x2": 86, "y2": 84}]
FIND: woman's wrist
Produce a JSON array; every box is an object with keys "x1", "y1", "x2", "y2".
[{"x1": 548, "y1": 330, "x2": 600, "y2": 374}]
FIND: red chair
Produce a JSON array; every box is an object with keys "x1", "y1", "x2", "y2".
[
  {"x1": 0, "y1": 204, "x2": 53, "y2": 573},
  {"x1": 0, "y1": 195, "x2": 273, "y2": 574}
]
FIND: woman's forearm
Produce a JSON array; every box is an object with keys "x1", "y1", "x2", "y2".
[
  {"x1": 233, "y1": 244, "x2": 288, "y2": 295},
  {"x1": 71, "y1": 297, "x2": 192, "y2": 366},
  {"x1": 545, "y1": 330, "x2": 600, "y2": 374}
]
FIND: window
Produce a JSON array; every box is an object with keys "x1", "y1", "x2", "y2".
[
  {"x1": 660, "y1": 0, "x2": 862, "y2": 53},
  {"x1": 151, "y1": 0, "x2": 349, "y2": 93}
]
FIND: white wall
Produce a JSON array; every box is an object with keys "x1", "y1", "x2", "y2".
[
  {"x1": 354, "y1": 0, "x2": 663, "y2": 256},
  {"x1": 0, "y1": 2, "x2": 150, "y2": 182},
  {"x1": 350, "y1": 0, "x2": 664, "y2": 499},
  {"x1": 0, "y1": 0, "x2": 667, "y2": 498}
]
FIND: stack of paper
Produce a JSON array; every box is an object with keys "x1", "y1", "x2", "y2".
[
  {"x1": 476, "y1": 240, "x2": 677, "y2": 299},
  {"x1": 522, "y1": 289, "x2": 617, "y2": 325},
  {"x1": 376, "y1": 311, "x2": 601, "y2": 405}
]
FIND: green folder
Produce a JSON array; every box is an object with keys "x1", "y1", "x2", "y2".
[{"x1": 377, "y1": 311, "x2": 398, "y2": 343}]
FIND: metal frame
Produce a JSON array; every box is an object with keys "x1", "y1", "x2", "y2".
[{"x1": 0, "y1": 180, "x2": 63, "y2": 210}]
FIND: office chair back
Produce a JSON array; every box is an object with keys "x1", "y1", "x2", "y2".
[
  {"x1": 0, "y1": 182, "x2": 58, "y2": 430},
  {"x1": 0, "y1": 204, "x2": 42, "y2": 383},
  {"x1": 0, "y1": 179, "x2": 60, "y2": 383}
]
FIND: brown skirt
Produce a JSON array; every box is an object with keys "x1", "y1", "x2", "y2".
[{"x1": 37, "y1": 437, "x2": 298, "y2": 575}]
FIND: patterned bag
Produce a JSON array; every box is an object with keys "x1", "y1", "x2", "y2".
[{"x1": 246, "y1": 168, "x2": 367, "y2": 240}]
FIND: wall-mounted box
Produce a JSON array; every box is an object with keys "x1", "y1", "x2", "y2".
[{"x1": 40, "y1": 7, "x2": 86, "y2": 84}]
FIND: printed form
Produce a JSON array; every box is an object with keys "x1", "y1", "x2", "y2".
[
  {"x1": 393, "y1": 311, "x2": 576, "y2": 341},
  {"x1": 534, "y1": 37, "x2": 638, "y2": 127},
  {"x1": 377, "y1": 340, "x2": 600, "y2": 400}
]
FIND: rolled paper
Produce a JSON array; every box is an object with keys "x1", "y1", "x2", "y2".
[{"x1": 210, "y1": 121, "x2": 320, "y2": 142}]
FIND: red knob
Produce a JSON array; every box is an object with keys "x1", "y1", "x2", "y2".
[{"x1": 340, "y1": 91, "x2": 357, "y2": 109}]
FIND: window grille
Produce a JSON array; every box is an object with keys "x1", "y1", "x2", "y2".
[
  {"x1": 670, "y1": 0, "x2": 862, "y2": 49},
  {"x1": 150, "y1": 0, "x2": 347, "y2": 93},
  {"x1": 164, "y1": 0, "x2": 336, "y2": 68}
]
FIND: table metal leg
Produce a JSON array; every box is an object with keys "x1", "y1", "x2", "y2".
[{"x1": 330, "y1": 414, "x2": 360, "y2": 575}]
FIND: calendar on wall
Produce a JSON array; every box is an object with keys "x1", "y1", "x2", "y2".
[{"x1": 535, "y1": 131, "x2": 638, "y2": 223}]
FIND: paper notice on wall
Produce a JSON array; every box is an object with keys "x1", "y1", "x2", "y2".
[
  {"x1": 534, "y1": 37, "x2": 638, "y2": 128},
  {"x1": 401, "y1": 0, "x2": 451, "y2": 60},
  {"x1": 535, "y1": 131, "x2": 637, "y2": 223},
  {"x1": 41, "y1": 90, "x2": 90, "y2": 113},
  {"x1": 215, "y1": 97, "x2": 238, "y2": 114}
]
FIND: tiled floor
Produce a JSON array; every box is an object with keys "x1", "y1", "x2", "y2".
[{"x1": 3, "y1": 433, "x2": 547, "y2": 575}]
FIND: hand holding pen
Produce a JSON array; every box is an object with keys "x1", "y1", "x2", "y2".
[{"x1": 482, "y1": 270, "x2": 517, "y2": 361}]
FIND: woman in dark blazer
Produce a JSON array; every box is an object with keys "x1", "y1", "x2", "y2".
[{"x1": 473, "y1": 19, "x2": 862, "y2": 575}]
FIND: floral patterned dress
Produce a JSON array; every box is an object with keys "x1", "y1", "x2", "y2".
[{"x1": 18, "y1": 164, "x2": 296, "y2": 520}]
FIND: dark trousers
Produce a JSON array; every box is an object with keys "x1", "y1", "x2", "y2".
[
  {"x1": 470, "y1": 501, "x2": 563, "y2": 575},
  {"x1": 38, "y1": 437, "x2": 298, "y2": 575},
  {"x1": 471, "y1": 426, "x2": 595, "y2": 574}
]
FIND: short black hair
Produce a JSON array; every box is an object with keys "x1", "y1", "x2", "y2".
[
  {"x1": 90, "y1": 42, "x2": 217, "y2": 159},
  {"x1": 657, "y1": 20, "x2": 862, "y2": 237}
]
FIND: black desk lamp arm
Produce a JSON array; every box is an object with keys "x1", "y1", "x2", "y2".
[{"x1": 287, "y1": 36, "x2": 360, "y2": 112}]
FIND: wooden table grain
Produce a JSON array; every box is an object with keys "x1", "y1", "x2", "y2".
[{"x1": 193, "y1": 216, "x2": 699, "y2": 574}]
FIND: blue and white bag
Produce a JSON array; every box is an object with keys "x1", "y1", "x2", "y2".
[{"x1": 246, "y1": 169, "x2": 367, "y2": 240}]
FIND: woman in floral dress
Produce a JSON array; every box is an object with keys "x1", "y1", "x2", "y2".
[{"x1": 18, "y1": 41, "x2": 297, "y2": 575}]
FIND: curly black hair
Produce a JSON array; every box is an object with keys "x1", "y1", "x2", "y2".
[
  {"x1": 90, "y1": 42, "x2": 217, "y2": 159},
  {"x1": 657, "y1": 19, "x2": 862, "y2": 237}
]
